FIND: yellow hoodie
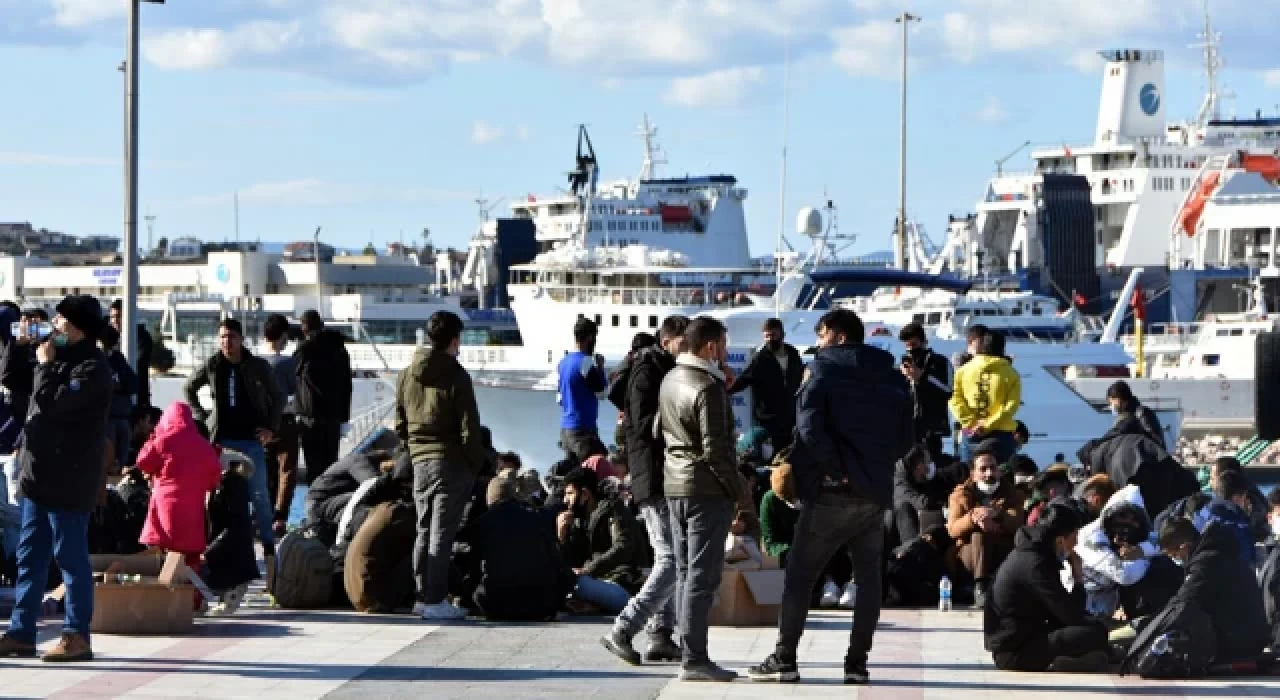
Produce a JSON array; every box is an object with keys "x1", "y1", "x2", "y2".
[{"x1": 949, "y1": 354, "x2": 1021, "y2": 434}]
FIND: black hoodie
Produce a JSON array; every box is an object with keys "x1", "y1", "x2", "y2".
[
  {"x1": 294, "y1": 328, "x2": 353, "y2": 423},
  {"x1": 622, "y1": 345, "x2": 676, "y2": 503},
  {"x1": 1171, "y1": 520, "x2": 1270, "y2": 662},
  {"x1": 984, "y1": 524, "x2": 1092, "y2": 654}
]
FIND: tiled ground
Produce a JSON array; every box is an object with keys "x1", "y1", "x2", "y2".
[{"x1": 1, "y1": 600, "x2": 1277, "y2": 699}]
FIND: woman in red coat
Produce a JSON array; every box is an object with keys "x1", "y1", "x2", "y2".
[{"x1": 136, "y1": 401, "x2": 223, "y2": 576}]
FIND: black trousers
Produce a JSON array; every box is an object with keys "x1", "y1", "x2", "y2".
[
  {"x1": 1119, "y1": 555, "x2": 1183, "y2": 621},
  {"x1": 992, "y1": 623, "x2": 1109, "y2": 671},
  {"x1": 299, "y1": 419, "x2": 341, "y2": 485}
]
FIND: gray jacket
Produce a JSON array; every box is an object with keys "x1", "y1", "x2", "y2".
[{"x1": 656, "y1": 355, "x2": 745, "y2": 503}]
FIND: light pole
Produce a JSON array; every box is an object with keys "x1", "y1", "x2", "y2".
[
  {"x1": 122, "y1": 0, "x2": 164, "y2": 369},
  {"x1": 894, "y1": 11, "x2": 920, "y2": 271},
  {"x1": 313, "y1": 226, "x2": 324, "y2": 317}
]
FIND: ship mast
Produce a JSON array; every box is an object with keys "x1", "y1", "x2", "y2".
[
  {"x1": 1191, "y1": 0, "x2": 1223, "y2": 127},
  {"x1": 637, "y1": 114, "x2": 666, "y2": 181}
]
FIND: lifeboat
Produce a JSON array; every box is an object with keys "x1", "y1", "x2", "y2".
[
  {"x1": 1241, "y1": 153, "x2": 1280, "y2": 182},
  {"x1": 1178, "y1": 172, "x2": 1221, "y2": 236},
  {"x1": 660, "y1": 204, "x2": 693, "y2": 224}
]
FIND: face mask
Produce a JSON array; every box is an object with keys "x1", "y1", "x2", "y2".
[
  {"x1": 1014, "y1": 475, "x2": 1034, "y2": 485},
  {"x1": 975, "y1": 480, "x2": 999, "y2": 495},
  {"x1": 53, "y1": 334, "x2": 70, "y2": 347},
  {"x1": 1170, "y1": 557, "x2": 1185, "y2": 568},
  {"x1": 1109, "y1": 405, "x2": 1119, "y2": 415},
  {"x1": 925, "y1": 462, "x2": 937, "y2": 480},
  {"x1": 1271, "y1": 517, "x2": 1280, "y2": 538}
]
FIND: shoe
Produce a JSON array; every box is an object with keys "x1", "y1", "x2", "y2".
[
  {"x1": 844, "y1": 662, "x2": 870, "y2": 685},
  {"x1": 419, "y1": 601, "x2": 468, "y2": 621},
  {"x1": 972, "y1": 582, "x2": 988, "y2": 610},
  {"x1": 747, "y1": 653, "x2": 800, "y2": 683},
  {"x1": 0, "y1": 634, "x2": 36, "y2": 658},
  {"x1": 411, "y1": 601, "x2": 427, "y2": 616},
  {"x1": 679, "y1": 662, "x2": 738, "y2": 682},
  {"x1": 211, "y1": 584, "x2": 247, "y2": 616},
  {"x1": 41, "y1": 632, "x2": 93, "y2": 663},
  {"x1": 1049, "y1": 651, "x2": 1110, "y2": 673},
  {"x1": 820, "y1": 581, "x2": 840, "y2": 608},
  {"x1": 600, "y1": 630, "x2": 641, "y2": 666},
  {"x1": 643, "y1": 633, "x2": 681, "y2": 663},
  {"x1": 838, "y1": 582, "x2": 857, "y2": 609}
]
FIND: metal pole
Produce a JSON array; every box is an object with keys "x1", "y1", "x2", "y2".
[
  {"x1": 895, "y1": 12, "x2": 920, "y2": 271},
  {"x1": 122, "y1": 0, "x2": 141, "y2": 366},
  {"x1": 313, "y1": 226, "x2": 323, "y2": 318},
  {"x1": 775, "y1": 32, "x2": 791, "y2": 319}
]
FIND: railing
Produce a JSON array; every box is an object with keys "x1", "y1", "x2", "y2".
[{"x1": 340, "y1": 393, "x2": 398, "y2": 458}]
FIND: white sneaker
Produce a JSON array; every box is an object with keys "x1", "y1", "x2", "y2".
[
  {"x1": 209, "y1": 584, "x2": 248, "y2": 616},
  {"x1": 838, "y1": 582, "x2": 857, "y2": 609},
  {"x1": 820, "y1": 581, "x2": 840, "y2": 608},
  {"x1": 419, "y1": 601, "x2": 468, "y2": 621}
]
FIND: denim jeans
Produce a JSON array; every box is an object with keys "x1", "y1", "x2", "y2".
[
  {"x1": 776, "y1": 490, "x2": 885, "y2": 668},
  {"x1": 668, "y1": 495, "x2": 734, "y2": 667},
  {"x1": 574, "y1": 575, "x2": 631, "y2": 614},
  {"x1": 412, "y1": 459, "x2": 475, "y2": 604},
  {"x1": 8, "y1": 499, "x2": 93, "y2": 643},
  {"x1": 219, "y1": 439, "x2": 276, "y2": 553},
  {"x1": 614, "y1": 499, "x2": 678, "y2": 639},
  {"x1": 560, "y1": 428, "x2": 607, "y2": 465}
]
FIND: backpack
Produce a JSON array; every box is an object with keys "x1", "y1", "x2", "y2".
[
  {"x1": 1121, "y1": 599, "x2": 1216, "y2": 679},
  {"x1": 273, "y1": 527, "x2": 335, "y2": 609}
]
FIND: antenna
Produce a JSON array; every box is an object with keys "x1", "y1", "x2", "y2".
[
  {"x1": 144, "y1": 210, "x2": 156, "y2": 255},
  {"x1": 233, "y1": 190, "x2": 240, "y2": 243},
  {"x1": 775, "y1": 30, "x2": 792, "y2": 320},
  {"x1": 637, "y1": 114, "x2": 666, "y2": 181},
  {"x1": 1191, "y1": 0, "x2": 1224, "y2": 126}
]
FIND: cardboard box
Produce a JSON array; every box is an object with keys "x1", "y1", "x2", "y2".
[
  {"x1": 91, "y1": 553, "x2": 166, "y2": 577},
  {"x1": 709, "y1": 568, "x2": 786, "y2": 627},
  {"x1": 90, "y1": 552, "x2": 195, "y2": 635}
]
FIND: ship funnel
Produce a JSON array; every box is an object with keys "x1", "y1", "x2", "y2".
[{"x1": 1094, "y1": 49, "x2": 1166, "y2": 145}]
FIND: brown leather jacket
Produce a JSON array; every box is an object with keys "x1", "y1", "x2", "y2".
[{"x1": 946, "y1": 476, "x2": 1024, "y2": 545}]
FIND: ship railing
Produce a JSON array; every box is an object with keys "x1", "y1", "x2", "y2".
[
  {"x1": 542, "y1": 284, "x2": 754, "y2": 308},
  {"x1": 340, "y1": 394, "x2": 399, "y2": 459}
]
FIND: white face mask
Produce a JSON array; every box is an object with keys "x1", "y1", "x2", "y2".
[
  {"x1": 1109, "y1": 404, "x2": 1119, "y2": 415},
  {"x1": 925, "y1": 462, "x2": 937, "y2": 480},
  {"x1": 1014, "y1": 475, "x2": 1035, "y2": 486},
  {"x1": 1271, "y1": 516, "x2": 1280, "y2": 538},
  {"x1": 975, "y1": 480, "x2": 999, "y2": 495}
]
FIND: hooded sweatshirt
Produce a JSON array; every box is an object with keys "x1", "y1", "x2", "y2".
[
  {"x1": 1075, "y1": 484, "x2": 1158, "y2": 617},
  {"x1": 950, "y1": 353, "x2": 1021, "y2": 433},
  {"x1": 395, "y1": 347, "x2": 485, "y2": 472}
]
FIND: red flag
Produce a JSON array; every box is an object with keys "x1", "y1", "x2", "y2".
[
  {"x1": 1131, "y1": 283, "x2": 1146, "y2": 321},
  {"x1": 1072, "y1": 291, "x2": 1087, "y2": 307},
  {"x1": 1063, "y1": 143, "x2": 1073, "y2": 158}
]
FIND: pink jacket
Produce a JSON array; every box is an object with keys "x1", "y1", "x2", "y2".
[{"x1": 137, "y1": 402, "x2": 224, "y2": 554}]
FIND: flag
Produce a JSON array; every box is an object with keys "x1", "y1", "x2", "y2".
[
  {"x1": 1131, "y1": 283, "x2": 1146, "y2": 321},
  {"x1": 1063, "y1": 143, "x2": 1073, "y2": 158},
  {"x1": 1072, "y1": 290, "x2": 1087, "y2": 307}
]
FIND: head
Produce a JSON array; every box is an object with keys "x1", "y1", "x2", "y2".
[
  {"x1": 903, "y1": 444, "x2": 934, "y2": 483},
  {"x1": 263, "y1": 313, "x2": 290, "y2": 351},
  {"x1": 1037, "y1": 469, "x2": 1074, "y2": 502},
  {"x1": 970, "y1": 449, "x2": 1001, "y2": 494},
  {"x1": 495, "y1": 452, "x2": 522, "y2": 474},
  {"x1": 516, "y1": 468, "x2": 545, "y2": 504},
  {"x1": 978, "y1": 329, "x2": 1007, "y2": 357},
  {"x1": 814, "y1": 309, "x2": 864, "y2": 349},
  {"x1": 1008, "y1": 454, "x2": 1039, "y2": 486},
  {"x1": 108, "y1": 298, "x2": 123, "y2": 331},
  {"x1": 762, "y1": 318, "x2": 785, "y2": 350},
  {"x1": 486, "y1": 475, "x2": 519, "y2": 507},
  {"x1": 132, "y1": 405, "x2": 163, "y2": 444},
  {"x1": 1080, "y1": 474, "x2": 1117, "y2": 519},
  {"x1": 965, "y1": 324, "x2": 989, "y2": 356},
  {"x1": 427, "y1": 310, "x2": 464, "y2": 355},
  {"x1": 1040, "y1": 501, "x2": 1085, "y2": 562},
  {"x1": 1267, "y1": 488, "x2": 1280, "y2": 537},
  {"x1": 1158, "y1": 517, "x2": 1201, "y2": 566},
  {"x1": 1013, "y1": 421, "x2": 1030, "y2": 448},
  {"x1": 1104, "y1": 505, "x2": 1150, "y2": 549},
  {"x1": 573, "y1": 317, "x2": 599, "y2": 354},
  {"x1": 562, "y1": 467, "x2": 600, "y2": 518},
  {"x1": 217, "y1": 318, "x2": 244, "y2": 360},
  {"x1": 26, "y1": 308, "x2": 49, "y2": 323},
  {"x1": 630, "y1": 332, "x2": 657, "y2": 354},
  {"x1": 1210, "y1": 455, "x2": 1242, "y2": 492},
  {"x1": 659, "y1": 315, "x2": 690, "y2": 354},
  {"x1": 1213, "y1": 469, "x2": 1253, "y2": 514},
  {"x1": 300, "y1": 309, "x2": 323, "y2": 336},
  {"x1": 683, "y1": 316, "x2": 728, "y2": 364},
  {"x1": 898, "y1": 322, "x2": 927, "y2": 352},
  {"x1": 98, "y1": 324, "x2": 120, "y2": 352},
  {"x1": 53, "y1": 294, "x2": 104, "y2": 345},
  {"x1": 1105, "y1": 380, "x2": 1136, "y2": 414}
]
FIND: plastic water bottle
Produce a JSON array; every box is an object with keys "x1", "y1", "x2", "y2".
[
  {"x1": 1150, "y1": 633, "x2": 1171, "y2": 656},
  {"x1": 10, "y1": 321, "x2": 53, "y2": 341},
  {"x1": 938, "y1": 576, "x2": 953, "y2": 612}
]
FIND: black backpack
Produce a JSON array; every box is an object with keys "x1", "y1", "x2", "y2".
[
  {"x1": 273, "y1": 526, "x2": 335, "y2": 609},
  {"x1": 1121, "y1": 599, "x2": 1216, "y2": 679}
]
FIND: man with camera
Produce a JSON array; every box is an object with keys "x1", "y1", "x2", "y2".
[{"x1": 898, "y1": 323, "x2": 952, "y2": 460}]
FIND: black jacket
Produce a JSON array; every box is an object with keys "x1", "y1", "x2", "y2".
[
  {"x1": 184, "y1": 349, "x2": 283, "y2": 442},
  {"x1": 467, "y1": 499, "x2": 575, "y2": 618},
  {"x1": 893, "y1": 458, "x2": 953, "y2": 515},
  {"x1": 1262, "y1": 544, "x2": 1280, "y2": 648},
  {"x1": 728, "y1": 342, "x2": 805, "y2": 431},
  {"x1": 294, "y1": 329, "x2": 353, "y2": 424},
  {"x1": 623, "y1": 346, "x2": 675, "y2": 503},
  {"x1": 1172, "y1": 520, "x2": 1270, "y2": 662},
  {"x1": 106, "y1": 350, "x2": 137, "y2": 420},
  {"x1": 561, "y1": 495, "x2": 641, "y2": 591},
  {"x1": 984, "y1": 524, "x2": 1093, "y2": 654},
  {"x1": 19, "y1": 338, "x2": 113, "y2": 513},
  {"x1": 305, "y1": 451, "x2": 383, "y2": 525},
  {"x1": 135, "y1": 324, "x2": 153, "y2": 409},
  {"x1": 1078, "y1": 423, "x2": 1197, "y2": 519},
  {"x1": 1128, "y1": 402, "x2": 1166, "y2": 449},
  {"x1": 204, "y1": 468, "x2": 260, "y2": 591},
  {"x1": 1, "y1": 334, "x2": 34, "y2": 410},
  {"x1": 905, "y1": 346, "x2": 952, "y2": 437},
  {"x1": 792, "y1": 343, "x2": 914, "y2": 507}
]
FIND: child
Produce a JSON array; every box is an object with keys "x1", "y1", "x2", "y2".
[
  {"x1": 204, "y1": 449, "x2": 262, "y2": 614},
  {"x1": 135, "y1": 402, "x2": 223, "y2": 607}
]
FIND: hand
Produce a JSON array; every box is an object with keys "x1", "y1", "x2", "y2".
[
  {"x1": 902, "y1": 364, "x2": 924, "y2": 381},
  {"x1": 721, "y1": 363, "x2": 736, "y2": 385},
  {"x1": 35, "y1": 334, "x2": 56, "y2": 364},
  {"x1": 556, "y1": 510, "x2": 574, "y2": 541},
  {"x1": 1118, "y1": 545, "x2": 1144, "y2": 562},
  {"x1": 572, "y1": 567, "x2": 585, "y2": 576},
  {"x1": 730, "y1": 519, "x2": 746, "y2": 536},
  {"x1": 256, "y1": 428, "x2": 274, "y2": 443}
]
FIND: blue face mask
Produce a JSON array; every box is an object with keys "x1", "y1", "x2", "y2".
[{"x1": 53, "y1": 334, "x2": 70, "y2": 347}]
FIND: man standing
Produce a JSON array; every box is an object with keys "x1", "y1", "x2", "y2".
[
  {"x1": 184, "y1": 318, "x2": 283, "y2": 557},
  {"x1": 660, "y1": 316, "x2": 748, "y2": 682},
  {"x1": 729, "y1": 318, "x2": 804, "y2": 452},
  {"x1": 748, "y1": 309, "x2": 913, "y2": 686},
  {"x1": 262, "y1": 314, "x2": 300, "y2": 535},
  {"x1": 396, "y1": 311, "x2": 486, "y2": 620},
  {"x1": 108, "y1": 299, "x2": 152, "y2": 411},
  {"x1": 601, "y1": 315, "x2": 688, "y2": 665},
  {"x1": 898, "y1": 322, "x2": 952, "y2": 460},
  {"x1": 557, "y1": 317, "x2": 608, "y2": 464},
  {"x1": 0, "y1": 295, "x2": 111, "y2": 661},
  {"x1": 294, "y1": 310, "x2": 352, "y2": 483}
]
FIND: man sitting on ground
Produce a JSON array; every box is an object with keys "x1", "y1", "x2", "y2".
[
  {"x1": 893, "y1": 445, "x2": 953, "y2": 543},
  {"x1": 1024, "y1": 465, "x2": 1073, "y2": 526},
  {"x1": 1158, "y1": 516, "x2": 1270, "y2": 664},
  {"x1": 984, "y1": 501, "x2": 1111, "y2": 673},
  {"x1": 947, "y1": 448, "x2": 1024, "y2": 608},
  {"x1": 1209, "y1": 456, "x2": 1271, "y2": 542},
  {"x1": 557, "y1": 467, "x2": 641, "y2": 615},
  {"x1": 1077, "y1": 474, "x2": 1117, "y2": 524}
]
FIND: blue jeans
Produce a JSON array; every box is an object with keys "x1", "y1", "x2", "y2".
[
  {"x1": 8, "y1": 499, "x2": 93, "y2": 643},
  {"x1": 219, "y1": 439, "x2": 275, "y2": 553},
  {"x1": 613, "y1": 499, "x2": 678, "y2": 639},
  {"x1": 574, "y1": 575, "x2": 631, "y2": 614}
]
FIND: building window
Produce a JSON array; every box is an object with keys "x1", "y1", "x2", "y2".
[
  {"x1": 629, "y1": 315, "x2": 638, "y2": 328},
  {"x1": 649, "y1": 315, "x2": 658, "y2": 328},
  {"x1": 611, "y1": 315, "x2": 620, "y2": 327}
]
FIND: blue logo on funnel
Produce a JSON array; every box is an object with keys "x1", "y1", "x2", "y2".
[{"x1": 1140, "y1": 83, "x2": 1160, "y2": 116}]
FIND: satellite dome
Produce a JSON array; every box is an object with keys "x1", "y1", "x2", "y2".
[{"x1": 796, "y1": 207, "x2": 823, "y2": 236}]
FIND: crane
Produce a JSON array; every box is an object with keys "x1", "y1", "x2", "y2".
[{"x1": 995, "y1": 140, "x2": 1032, "y2": 177}]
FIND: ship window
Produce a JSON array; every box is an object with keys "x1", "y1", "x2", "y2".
[
  {"x1": 1230, "y1": 328, "x2": 1244, "y2": 336},
  {"x1": 630, "y1": 221, "x2": 638, "y2": 231},
  {"x1": 649, "y1": 315, "x2": 659, "y2": 328},
  {"x1": 1032, "y1": 307, "x2": 1043, "y2": 316},
  {"x1": 594, "y1": 314, "x2": 602, "y2": 326},
  {"x1": 1011, "y1": 305, "x2": 1023, "y2": 316},
  {"x1": 611, "y1": 315, "x2": 619, "y2": 327},
  {"x1": 629, "y1": 315, "x2": 638, "y2": 328},
  {"x1": 925, "y1": 312, "x2": 942, "y2": 325},
  {"x1": 1203, "y1": 354, "x2": 1220, "y2": 366},
  {"x1": 912, "y1": 313, "x2": 925, "y2": 323}
]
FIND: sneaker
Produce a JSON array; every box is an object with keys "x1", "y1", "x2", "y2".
[
  {"x1": 643, "y1": 633, "x2": 681, "y2": 663},
  {"x1": 747, "y1": 653, "x2": 800, "y2": 683},
  {"x1": 844, "y1": 662, "x2": 870, "y2": 685},
  {"x1": 1049, "y1": 651, "x2": 1110, "y2": 673},
  {"x1": 838, "y1": 582, "x2": 857, "y2": 609},
  {"x1": 972, "y1": 582, "x2": 988, "y2": 610},
  {"x1": 600, "y1": 630, "x2": 641, "y2": 666},
  {"x1": 820, "y1": 581, "x2": 840, "y2": 608},
  {"x1": 419, "y1": 601, "x2": 468, "y2": 621},
  {"x1": 0, "y1": 634, "x2": 36, "y2": 658},
  {"x1": 679, "y1": 662, "x2": 738, "y2": 682},
  {"x1": 210, "y1": 584, "x2": 247, "y2": 616},
  {"x1": 41, "y1": 632, "x2": 93, "y2": 663}
]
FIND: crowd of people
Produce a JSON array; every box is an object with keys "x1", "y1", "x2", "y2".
[{"x1": 0, "y1": 293, "x2": 1278, "y2": 687}]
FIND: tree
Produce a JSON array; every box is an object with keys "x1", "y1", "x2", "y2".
[{"x1": 362, "y1": 242, "x2": 377, "y2": 255}]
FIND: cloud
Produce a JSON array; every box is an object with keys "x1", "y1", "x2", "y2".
[
  {"x1": 1265, "y1": 69, "x2": 1280, "y2": 88},
  {"x1": 973, "y1": 96, "x2": 1009, "y2": 124},
  {"x1": 51, "y1": 0, "x2": 126, "y2": 29},
  {"x1": 183, "y1": 179, "x2": 470, "y2": 207},
  {"x1": 143, "y1": 21, "x2": 302, "y2": 70},
  {"x1": 470, "y1": 121, "x2": 505, "y2": 145},
  {"x1": 831, "y1": 20, "x2": 899, "y2": 78},
  {"x1": 273, "y1": 88, "x2": 399, "y2": 105},
  {"x1": 664, "y1": 66, "x2": 765, "y2": 108},
  {"x1": 0, "y1": 151, "x2": 114, "y2": 167}
]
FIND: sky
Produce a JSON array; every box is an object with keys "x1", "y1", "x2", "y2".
[{"x1": 1, "y1": 0, "x2": 1278, "y2": 257}]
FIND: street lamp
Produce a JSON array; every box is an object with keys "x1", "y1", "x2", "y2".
[
  {"x1": 313, "y1": 226, "x2": 324, "y2": 317},
  {"x1": 894, "y1": 11, "x2": 920, "y2": 271},
  {"x1": 121, "y1": 0, "x2": 164, "y2": 370}
]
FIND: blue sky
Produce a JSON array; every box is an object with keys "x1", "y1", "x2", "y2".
[{"x1": 1, "y1": 0, "x2": 1277, "y2": 256}]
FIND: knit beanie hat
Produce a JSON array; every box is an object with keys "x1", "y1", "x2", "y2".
[{"x1": 54, "y1": 294, "x2": 105, "y2": 338}]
